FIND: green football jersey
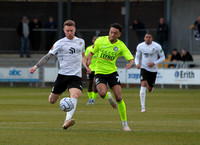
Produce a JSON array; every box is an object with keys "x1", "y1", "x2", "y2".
[
  {"x1": 91, "y1": 36, "x2": 134, "y2": 74},
  {"x1": 85, "y1": 45, "x2": 98, "y2": 71}
]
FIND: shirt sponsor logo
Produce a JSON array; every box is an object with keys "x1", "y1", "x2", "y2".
[
  {"x1": 100, "y1": 50, "x2": 117, "y2": 61},
  {"x1": 144, "y1": 53, "x2": 153, "y2": 57},
  {"x1": 69, "y1": 47, "x2": 76, "y2": 54}
]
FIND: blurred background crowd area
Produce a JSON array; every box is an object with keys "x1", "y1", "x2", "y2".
[{"x1": 0, "y1": 0, "x2": 200, "y2": 59}]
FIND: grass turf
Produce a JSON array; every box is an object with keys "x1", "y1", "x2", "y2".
[{"x1": 0, "y1": 87, "x2": 199, "y2": 145}]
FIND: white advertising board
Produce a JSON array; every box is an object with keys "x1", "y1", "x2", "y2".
[
  {"x1": 126, "y1": 68, "x2": 141, "y2": 84},
  {"x1": 117, "y1": 68, "x2": 127, "y2": 83},
  {"x1": 159, "y1": 69, "x2": 200, "y2": 85},
  {"x1": 44, "y1": 67, "x2": 59, "y2": 82},
  {"x1": 0, "y1": 67, "x2": 39, "y2": 82},
  {"x1": 118, "y1": 68, "x2": 200, "y2": 85},
  {"x1": 43, "y1": 67, "x2": 200, "y2": 85}
]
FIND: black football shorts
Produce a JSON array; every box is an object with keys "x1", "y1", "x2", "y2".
[
  {"x1": 95, "y1": 72, "x2": 121, "y2": 88},
  {"x1": 140, "y1": 68, "x2": 157, "y2": 88},
  {"x1": 52, "y1": 74, "x2": 82, "y2": 94}
]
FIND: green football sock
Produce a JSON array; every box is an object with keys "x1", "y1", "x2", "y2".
[
  {"x1": 92, "y1": 92, "x2": 98, "y2": 100},
  {"x1": 117, "y1": 100, "x2": 127, "y2": 121},
  {"x1": 104, "y1": 92, "x2": 109, "y2": 99},
  {"x1": 87, "y1": 92, "x2": 93, "y2": 99}
]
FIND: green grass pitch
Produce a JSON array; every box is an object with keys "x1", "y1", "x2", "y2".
[{"x1": 0, "y1": 87, "x2": 199, "y2": 145}]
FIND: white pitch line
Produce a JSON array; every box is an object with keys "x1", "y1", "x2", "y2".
[
  {"x1": 0, "y1": 126, "x2": 126, "y2": 132},
  {"x1": 0, "y1": 120, "x2": 199, "y2": 125},
  {"x1": 0, "y1": 126, "x2": 199, "y2": 133}
]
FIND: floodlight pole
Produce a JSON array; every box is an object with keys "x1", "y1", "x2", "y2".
[{"x1": 125, "y1": 0, "x2": 130, "y2": 48}]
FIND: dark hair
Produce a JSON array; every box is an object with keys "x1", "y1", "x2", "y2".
[
  {"x1": 110, "y1": 23, "x2": 123, "y2": 32},
  {"x1": 33, "y1": 16, "x2": 38, "y2": 19},
  {"x1": 145, "y1": 31, "x2": 152, "y2": 36},
  {"x1": 173, "y1": 48, "x2": 178, "y2": 51},
  {"x1": 182, "y1": 48, "x2": 187, "y2": 51},
  {"x1": 63, "y1": 20, "x2": 75, "y2": 27}
]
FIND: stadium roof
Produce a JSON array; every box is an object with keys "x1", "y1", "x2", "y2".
[{"x1": 0, "y1": 0, "x2": 164, "y2": 2}]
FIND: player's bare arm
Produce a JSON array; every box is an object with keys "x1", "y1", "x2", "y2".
[
  {"x1": 126, "y1": 59, "x2": 134, "y2": 69},
  {"x1": 30, "y1": 53, "x2": 53, "y2": 74},
  {"x1": 87, "y1": 51, "x2": 94, "y2": 66},
  {"x1": 82, "y1": 53, "x2": 91, "y2": 74}
]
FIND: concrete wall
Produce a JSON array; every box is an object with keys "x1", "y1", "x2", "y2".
[{"x1": 171, "y1": 0, "x2": 200, "y2": 54}]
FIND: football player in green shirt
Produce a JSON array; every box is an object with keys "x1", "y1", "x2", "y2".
[
  {"x1": 87, "y1": 23, "x2": 134, "y2": 131},
  {"x1": 85, "y1": 36, "x2": 98, "y2": 105}
]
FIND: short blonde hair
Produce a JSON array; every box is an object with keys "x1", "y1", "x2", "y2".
[{"x1": 63, "y1": 20, "x2": 75, "y2": 27}]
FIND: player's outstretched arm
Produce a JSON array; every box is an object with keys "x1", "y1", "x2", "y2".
[
  {"x1": 126, "y1": 59, "x2": 134, "y2": 69},
  {"x1": 87, "y1": 51, "x2": 94, "y2": 66},
  {"x1": 30, "y1": 53, "x2": 53, "y2": 74},
  {"x1": 82, "y1": 53, "x2": 91, "y2": 74}
]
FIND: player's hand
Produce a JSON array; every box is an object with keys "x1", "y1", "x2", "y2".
[
  {"x1": 30, "y1": 66, "x2": 37, "y2": 74},
  {"x1": 126, "y1": 63, "x2": 134, "y2": 69},
  {"x1": 86, "y1": 66, "x2": 91, "y2": 74},
  {"x1": 136, "y1": 64, "x2": 141, "y2": 69},
  {"x1": 148, "y1": 62, "x2": 155, "y2": 68}
]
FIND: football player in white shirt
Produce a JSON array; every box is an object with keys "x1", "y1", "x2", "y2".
[
  {"x1": 30, "y1": 20, "x2": 91, "y2": 129},
  {"x1": 135, "y1": 33, "x2": 165, "y2": 112}
]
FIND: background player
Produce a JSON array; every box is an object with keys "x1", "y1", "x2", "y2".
[
  {"x1": 85, "y1": 36, "x2": 98, "y2": 105},
  {"x1": 30, "y1": 20, "x2": 90, "y2": 129},
  {"x1": 87, "y1": 23, "x2": 134, "y2": 131},
  {"x1": 135, "y1": 33, "x2": 165, "y2": 112}
]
